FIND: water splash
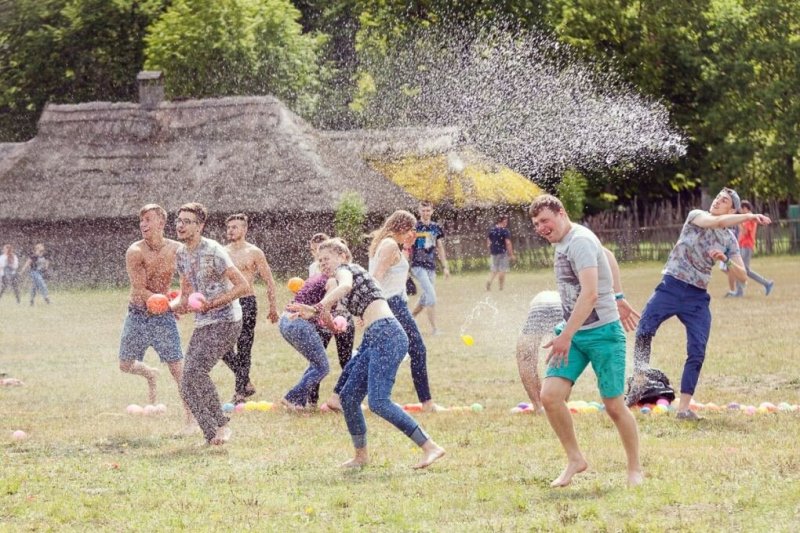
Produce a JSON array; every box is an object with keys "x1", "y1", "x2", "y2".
[{"x1": 353, "y1": 22, "x2": 686, "y2": 183}]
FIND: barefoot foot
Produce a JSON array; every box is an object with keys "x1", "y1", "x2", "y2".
[
  {"x1": 209, "y1": 425, "x2": 232, "y2": 446},
  {"x1": 550, "y1": 459, "x2": 589, "y2": 487},
  {"x1": 627, "y1": 469, "x2": 644, "y2": 487},
  {"x1": 413, "y1": 443, "x2": 446, "y2": 469},
  {"x1": 340, "y1": 457, "x2": 368, "y2": 468}
]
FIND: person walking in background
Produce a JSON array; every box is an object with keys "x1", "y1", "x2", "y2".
[
  {"x1": 730, "y1": 200, "x2": 775, "y2": 297},
  {"x1": 308, "y1": 232, "x2": 330, "y2": 277},
  {"x1": 486, "y1": 214, "x2": 515, "y2": 291},
  {"x1": 171, "y1": 202, "x2": 249, "y2": 445},
  {"x1": 0, "y1": 244, "x2": 21, "y2": 303},
  {"x1": 20, "y1": 243, "x2": 50, "y2": 305},
  {"x1": 410, "y1": 201, "x2": 450, "y2": 335},
  {"x1": 222, "y1": 213, "x2": 279, "y2": 404}
]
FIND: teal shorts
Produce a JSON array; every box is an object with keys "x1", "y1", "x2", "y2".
[{"x1": 545, "y1": 320, "x2": 626, "y2": 398}]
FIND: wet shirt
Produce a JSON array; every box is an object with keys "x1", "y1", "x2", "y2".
[
  {"x1": 411, "y1": 222, "x2": 444, "y2": 270},
  {"x1": 29, "y1": 254, "x2": 48, "y2": 273},
  {"x1": 488, "y1": 226, "x2": 510, "y2": 255},
  {"x1": 292, "y1": 273, "x2": 328, "y2": 306},
  {"x1": 337, "y1": 263, "x2": 385, "y2": 318},
  {"x1": 553, "y1": 224, "x2": 618, "y2": 330},
  {"x1": 663, "y1": 210, "x2": 740, "y2": 290},
  {"x1": 177, "y1": 237, "x2": 242, "y2": 327},
  {"x1": 0, "y1": 253, "x2": 19, "y2": 274}
]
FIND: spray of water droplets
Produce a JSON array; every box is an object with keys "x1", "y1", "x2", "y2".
[{"x1": 354, "y1": 22, "x2": 686, "y2": 182}]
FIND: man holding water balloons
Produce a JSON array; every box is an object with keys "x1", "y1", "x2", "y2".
[
  {"x1": 118, "y1": 204, "x2": 194, "y2": 432},
  {"x1": 171, "y1": 202, "x2": 249, "y2": 445}
]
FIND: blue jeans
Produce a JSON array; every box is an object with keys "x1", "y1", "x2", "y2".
[
  {"x1": 30, "y1": 271, "x2": 49, "y2": 303},
  {"x1": 339, "y1": 317, "x2": 429, "y2": 448},
  {"x1": 410, "y1": 266, "x2": 436, "y2": 307},
  {"x1": 279, "y1": 314, "x2": 329, "y2": 406},
  {"x1": 387, "y1": 295, "x2": 432, "y2": 402},
  {"x1": 636, "y1": 275, "x2": 711, "y2": 395}
]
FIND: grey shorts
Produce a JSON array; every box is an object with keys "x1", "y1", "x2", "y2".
[
  {"x1": 119, "y1": 305, "x2": 183, "y2": 363},
  {"x1": 490, "y1": 253, "x2": 510, "y2": 272}
]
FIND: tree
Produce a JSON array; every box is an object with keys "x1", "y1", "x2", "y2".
[
  {"x1": 0, "y1": 0, "x2": 168, "y2": 141},
  {"x1": 144, "y1": 0, "x2": 330, "y2": 117}
]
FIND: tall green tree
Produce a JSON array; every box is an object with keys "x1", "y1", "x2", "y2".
[
  {"x1": 144, "y1": 0, "x2": 330, "y2": 118},
  {"x1": 0, "y1": 0, "x2": 168, "y2": 141},
  {"x1": 701, "y1": 0, "x2": 800, "y2": 201}
]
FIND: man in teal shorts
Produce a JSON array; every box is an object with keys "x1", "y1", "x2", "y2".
[{"x1": 529, "y1": 194, "x2": 643, "y2": 488}]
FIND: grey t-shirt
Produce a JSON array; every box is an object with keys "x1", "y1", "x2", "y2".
[
  {"x1": 177, "y1": 237, "x2": 242, "y2": 327},
  {"x1": 662, "y1": 209, "x2": 740, "y2": 290},
  {"x1": 553, "y1": 224, "x2": 618, "y2": 331}
]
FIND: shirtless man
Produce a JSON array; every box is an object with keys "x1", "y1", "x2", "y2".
[
  {"x1": 119, "y1": 204, "x2": 194, "y2": 429},
  {"x1": 222, "y1": 214, "x2": 279, "y2": 403}
]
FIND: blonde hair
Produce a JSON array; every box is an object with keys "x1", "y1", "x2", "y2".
[
  {"x1": 318, "y1": 238, "x2": 353, "y2": 262},
  {"x1": 368, "y1": 210, "x2": 416, "y2": 258},
  {"x1": 139, "y1": 204, "x2": 167, "y2": 221}
]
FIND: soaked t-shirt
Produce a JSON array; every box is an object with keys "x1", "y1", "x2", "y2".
[
  {"x1": 553, "y1": 224, "x2": 618, "y2": 331},
  {"x1": 177, "y1": 237, "x2": 242, "y2": 327},
  {"x1": 488, "y1": 226, "x2": 510, "y2": 255},
  {"x1": 411, "y1": 222, "x2": 444, "y2": 270},
  {"x1": 293, "y1": 273, "x2": 328, "y2": 306},
  {"x1": 337, "y1": 263, "x2": 384, "y2": 318},
  {"x1": 662, "y1": 210, "x2": 740, "y2": 290}
]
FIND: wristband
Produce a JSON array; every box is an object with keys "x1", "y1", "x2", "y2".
[
  {"x1": 614, "y1": 292, "x2": 625, "y2": 301},
  {"x1": 724, "y1": 259, "x2": 732, "y2": 268},
  {"x1": 313, "y1": 302, "x2": 325, "y2": 316}
]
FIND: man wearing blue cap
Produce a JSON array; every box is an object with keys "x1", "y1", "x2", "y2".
[{"x1": 629, "y1": 187, "x2": 772, "y2": 419}]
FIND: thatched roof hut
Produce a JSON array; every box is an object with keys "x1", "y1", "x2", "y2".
[{"x1": 0, "y1": 93, "x2": 543, "y2": 284}]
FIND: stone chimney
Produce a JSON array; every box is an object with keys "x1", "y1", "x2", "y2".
[{"x1": 136, "y1": 71, "x2": 164, "y2": 110}]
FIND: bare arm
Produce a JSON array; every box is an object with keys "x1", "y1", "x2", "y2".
[
  {"x1": 255, "y1": 249, "x2": 279, "y2": 323},
  {"x1": 709, "y1": 249, "x2": 747, "y2": 283},
  {"x1": 436, "y1": 238, "x2": 450, "y2": 277},
  {"x1": 603, "y1": 247, "x2": 639, "y2": 332},
  {"x1": 505, "y1": 237, "x2": 514, "y2": 259},
  {"x1": 692, "y1": 211, "x2": 771, "y2": 229},
  {"x1": 125, "y1": 246, "x2": 155, "y2": 303},
  {"x1": 202, "y1": 266, "x2": 249, "y2": 312},
  {"x1": 287, "y1": 269, "x2": 353, "y2": 320},
  {"x1": 370, "y1": 240, "x2": 399, "y2": 284},
  {"x1": 18, "y1": 258, "x2": 32, "y2": 275},
  {"x1": 543, "y1": 267, "x2": 599, "y2": 367}
]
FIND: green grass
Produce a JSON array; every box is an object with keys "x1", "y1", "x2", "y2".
[{"x1": 2, "y1": 257, "x2": 800, "y2": 531}]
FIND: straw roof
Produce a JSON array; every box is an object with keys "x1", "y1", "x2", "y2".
[{"x1": 0, "y1": 95, "x2": 537, "y2": 222}]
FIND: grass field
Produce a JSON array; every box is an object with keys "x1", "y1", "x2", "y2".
[{"x1": 2, "y1": 256, "x2": 799, "y2": 531}]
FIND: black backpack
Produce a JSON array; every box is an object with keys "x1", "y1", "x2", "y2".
[{"x1": 625, "y1": 368, "x2": 676, "y2": 407}]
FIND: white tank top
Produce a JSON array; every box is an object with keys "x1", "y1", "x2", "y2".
[{"x1": 368, "y1": 240, "x2": 409, "y2": 300}]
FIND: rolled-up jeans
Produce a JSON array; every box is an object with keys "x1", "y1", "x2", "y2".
[
  {"x1": 30, "y1": 271, "x2": 49, "y2": 302},
  {"x1": 182, "y1": 320, "x2": 242, "y2": 442},
  {"x1": 339, "y1": 317, "x2": 429, "y2": 449},
  {"x1": 279, "y1": 314, "x2": 329, "y2": 406}
]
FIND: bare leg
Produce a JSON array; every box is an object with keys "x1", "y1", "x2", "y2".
[
  {"x1": 341, "y1": 446, "x2": 369, "y2": 468},
  {"x1": 425, "y1": 305, "x2": 437, "y2": 333},
  {"x1": 603, "y1": 396, "x2": 643, "y2": 487},
  {"x1": 324, "y1": 392, "x2": 342, "y2": 411},
  {"x1": 677, "y1": 392, "x2": 693, "y2": 413},
  {"x1": 516, "y1": 334, "x2": 545, "y2": 413},
  {"x1": 411, "y1": 302, "x2": 423, "y2": 318},
  {"x1": 498, "y1": 272, "x2": 506, "y2": 290},
  {"x1": 486, "y1": 272, "x2": 498, "y2": 290},
  {"x1": 120, "y1": 360, "x2": 159, "y2": 404},
  {"x1": 167, "y1": 361, "x2": 195, "y2": 425},
  {"x1": 413, "y1": 439, "x2": 446, "y2": 469},
  {"x1": 541, "y1": 377, "x2": 588, "y2": 487}
]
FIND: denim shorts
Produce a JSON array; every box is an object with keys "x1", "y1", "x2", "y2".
[
  {"x1": 490, "y1": 253, "x2": 510, "y2": 272},
  {"x1": 410, "y1": 266, "x2": 436, "y2": 307},
  {"x1": 119, "y1": 305, "x2": 183, "y2": 363},
  {"x1": 545, "y1": 320, "x2": 626, "y2": 398}
]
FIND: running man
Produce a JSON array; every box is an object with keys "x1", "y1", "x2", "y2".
[
  {"x1": 118, "y1": 204, "x2": 194, "y2": 430},
  {"x1": 171, "y1": 202, "x2": 248, "y2": 445}
]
